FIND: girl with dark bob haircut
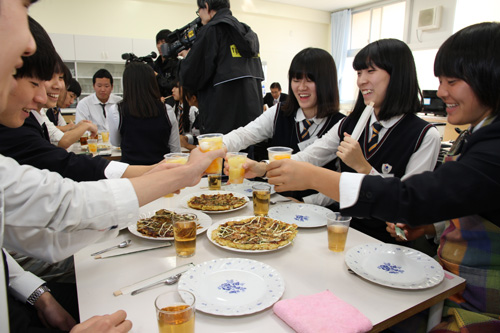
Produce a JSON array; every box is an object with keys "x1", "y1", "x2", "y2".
[
  {"x1": 266, "y1": 22, "x2": 500, "y2": 331},
  {"x1": 108, "y1": 62, "x2": 181, "y2": 165},
  {"x1": 223, "y1": 47, "x2": 344, "y2": 201},
  {"x1": 349, "y1": 38, "x2": 421, "y2": 122},
  {"x1": 281, "y1": 47, "x2": 340, "y2": 118}
]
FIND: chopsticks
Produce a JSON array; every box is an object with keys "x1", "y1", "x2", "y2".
[{"x1": 350, "y1": 102, "x2": 374, "y2": 141}]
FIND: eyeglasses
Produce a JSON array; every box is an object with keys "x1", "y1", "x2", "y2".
[{"x1": 195, "y1": 9, "x2": 200, "y2": 16}]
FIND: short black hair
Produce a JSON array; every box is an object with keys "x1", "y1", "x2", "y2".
[
  {"x1": 156, "y1": 29, "x2": 172, "y2": 43},
  {"x1": 196, "y1": 0, "x2": 230, "y2": 11},
  {"x1": 67, "y1": 78, "x2": 82, "y2": 97},
  {"x1": 351, "y1": 38, "x2": 421, "y2": 121},
  {"x1": 270, "y1": 82, "x2": 281, "y2": 90},
  {"x1": 434, "y1": 22, "x2": 500, "y2": 116},
  {"x1": 282, "y1": 47, "x2": 339, "y2": 118},
  {"x1": 16, "y1": 16, "x2": 57, "y2": 81},
  {"x1": 92, "y1": 68, "x2": 113, "y2": 85}
]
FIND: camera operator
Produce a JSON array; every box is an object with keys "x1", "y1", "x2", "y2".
[
  {"x1": 179, "y1": 0, "x2": 264, "y2": 135},
  {"x1": 153, "y1": 29, "x2": 180, "y2": 101}
]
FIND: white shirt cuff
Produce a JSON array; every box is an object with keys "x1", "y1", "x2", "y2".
[
  {"x1": 339, "y1": 172, "x2": 366, "y2": 209},
  {"x1": 104, "y1": 161, "x2": 129, "y2": 179}
]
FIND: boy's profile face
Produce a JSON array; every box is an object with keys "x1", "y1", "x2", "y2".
[
  {"x1": 0, "y1": 0, "x2": 36, "y2": 116},
  {"x1": 4, "y1": 76, "x2": 47, "y2": 128}
]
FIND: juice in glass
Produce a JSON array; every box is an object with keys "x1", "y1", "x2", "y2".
[
  {"x1": 198, "y1": 133, "x2": 223, "y2": 174},
  {"x1": 227, "y1": 152, "x2": 247, "y2": 184},
  {"x1": 267, "y1": 146, "x2": 293, "y2": 162},
  {"x1": 207, "y1": 174, "x2": 221, "y2": 190},
  {"x1": 173, "y1": 220, "x2": 196, "y2": 257},
  {"x1": 101, "y1": 131, "x2": 109, "y2": 143},
  {"x1": 252, "y1": 184, "x2": 271, "y2": 216},
  {"x1": 87, "y1": 139, "x2": 97, "y2": 155},
  {"x1": 326, "y1": 212, "x2": 351, "y2": 252},
  {"x1": 155, "y1": 290, "x2": 195, "y2": 333}
]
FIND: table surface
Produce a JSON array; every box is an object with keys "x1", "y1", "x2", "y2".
[
  {"x1": 74, "y1": 179, "x2": 465, "y2": 333},
  {"x1": 67, "y1": 142, "x2": 121, "y2": 161}
]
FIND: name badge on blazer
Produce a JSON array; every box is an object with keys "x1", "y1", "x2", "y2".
[
  {"x1": 298, "y1": 137, "x2": 315, "y2": 151},
  {"x1": 381, "y1": 163, "x2": 394, "y2": 178}
]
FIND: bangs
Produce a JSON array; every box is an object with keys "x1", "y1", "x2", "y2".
[{"x1": 290, "y1": 71, "x2": 316, "y2": 82}]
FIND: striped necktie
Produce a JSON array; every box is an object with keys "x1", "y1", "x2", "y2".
[
  {"x1": 99, "y1": 103, "x2": 107, "y2": 118},
  {"x1": 300, "y1": 119, "x2": 313, "y2": 141},
  {"x1": 178, "y1": 104, "x2": 184, "y2": 135},
  {"x1": 367, "y1": 122, "x2": 383, "y2": 152}
]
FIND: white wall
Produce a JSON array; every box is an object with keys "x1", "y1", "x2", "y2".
[{"x1": 28, "y1": 0, "x2": 331, "y2": 94}]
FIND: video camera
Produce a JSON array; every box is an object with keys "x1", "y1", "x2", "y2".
[
  {"x1": 121, "y1": 52, "x2": 157, "y2": 65},
  {"x1": 161, "y1": 17, "x2": 202, "y2": 59}
]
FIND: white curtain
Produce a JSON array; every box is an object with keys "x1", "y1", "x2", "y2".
[{"x1": 331, "y1": 9, "x2": 351, "y2": 86}]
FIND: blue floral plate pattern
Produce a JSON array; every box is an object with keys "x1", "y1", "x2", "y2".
[
  {"x1": 178, "y1": 258, "x2": 285, "y2": 316},
  {"x1": 268, "y1": 203, "x2": 332, "y2": 228},
  {"x1": 345, "y1": 243, "x2": 444, "y2": 289}
]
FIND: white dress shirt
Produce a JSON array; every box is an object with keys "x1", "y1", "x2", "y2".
[
  {"x1": 107, "y1": 104, "x2": 181, "y2": 153},
  {"x1": 0, "y1": 155, "x2": 139, "y2": 330},
  {"x1": 295, "y1": 113, "x2": 442, "y2": 206},
  {"x1": 223, "y1": 104, "x2": 326, "y2": 153},
  {"x1": 31, "y1": 109, "x2": 129, "y2": 178},
  {"x1": 75, "y1": 93, "x2": 122, "y2": 132}
]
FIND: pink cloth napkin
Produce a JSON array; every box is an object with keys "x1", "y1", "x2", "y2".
[{"x1": 273, "y1": 290, "x2": 373, "y2": 333}]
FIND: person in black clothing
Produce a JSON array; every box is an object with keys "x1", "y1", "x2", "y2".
[
  {"x1": 179, "y1": 0, "x2": 264, "y2": 134},
  {"x1": 153, "y1": 29, "x2": 179, "y2": 100},
  {"x1": 108, "y1": 62, "x2": 181, "y2": 165},
  {"x1": 263, "y1": 82, "x2": 288, "y2": 110}
]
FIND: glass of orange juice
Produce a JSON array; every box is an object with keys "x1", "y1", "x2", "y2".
[
  {"x1": 101, "y1": 131, "x2": 110, "y2": 143},
  {"x1": 155, "y1": 290, "x2": 195, "y2": 333},
  {"x1": 198, "y1": 133, "x2": 223, "y2": 174},
  {"x1": 267, "y1": 146, "x2": 293, "y2": 162},
  {"x1": 227, "y1": 152, "x2": 247, "y2": 184},
  {"x1": 87, "y1": 139, "x2": 98, "y2": 155},
  {"x1": 163, "y1": 153, "x2": 190, "y2": 197}
]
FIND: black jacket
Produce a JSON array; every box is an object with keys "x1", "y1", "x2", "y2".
[
  {"x1": 152, "y1": 56, "x2": 179, "y2": 97},
  {"x1": 263, "y1": 92, "x2": 288, "y2": 108},
  {"x1": 180, "y1": 8, "x2": 264, "y2": 134},
  {"x1": 343, "y1": 116, "x2": 500, "y2": 227},
  {"x1": 0, "y1": 114, "x2": 109, "y2": 181}
]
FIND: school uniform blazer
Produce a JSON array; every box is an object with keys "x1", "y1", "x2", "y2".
[
  {"x1": 342, "y1": 116, "x2": 500, "y2": 227},
  {"x1": 0, "y1": 115, "x2": 110, "y2": 182}
]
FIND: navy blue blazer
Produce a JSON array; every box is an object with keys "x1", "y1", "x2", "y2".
[{"x1": 0, "y1": 114, "x2": 110, "y2": 181}]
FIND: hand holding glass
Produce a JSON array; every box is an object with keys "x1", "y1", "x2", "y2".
[{"x1": 198, "y1": 133, "x2": 223, "y2": 174}]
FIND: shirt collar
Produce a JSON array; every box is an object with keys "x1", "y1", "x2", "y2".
[
  {"x1": 31, "y1": 110, "x2": 45, "y2": 126},
  {"x1": 369, "y1": 113, "x2": 404, "y2": 129},
  {"x1": 295, "y1": 108, "x2": 322, "y2": 124}
]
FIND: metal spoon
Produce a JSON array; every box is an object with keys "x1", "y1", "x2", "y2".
[
  {"x1": 131, "y1": 272, "x2": 183, "y2": 296},
  {"x1": 90, "y1": 239, "x2": 132, "y2": 256}
]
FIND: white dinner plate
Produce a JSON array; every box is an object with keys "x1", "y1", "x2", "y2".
[
  {"x1": 180, "y1": 191, "x2": 249, "y2": 214},
  {"x1": 127, "y1": 208, "x2": 212, "y2": 241},
  {"x1": 206, "y1": 216, "x2": 296, "y2": 253},
  {"x1": 178, "y1": 258, "x2": 285, "y2": 316},
  {"x1": 268, "y1": 203, "x2": 332, "y2": 228},
  {"x1": 224, "y1": 180, "x2": 275, "y2": 197},
  {"x1": 345, "y1": 243, "x2": 444, "y2": 289}
]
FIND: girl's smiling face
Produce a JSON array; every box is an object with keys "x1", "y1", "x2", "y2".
[
  {"x1": 356, "y1": 64, "x2": 390, "y2": 115},
  {"x1": 291, "y1": 75, "x2": 317, "y2": 117},
  {"x1": 437, "y1": 76, "x2": 492, "y2": 127}
]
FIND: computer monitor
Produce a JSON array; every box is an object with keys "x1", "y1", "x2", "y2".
[{"x1": 422, "y1": 90, "x2": 446, "y2": 116}]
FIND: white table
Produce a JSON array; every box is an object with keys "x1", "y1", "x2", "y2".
[{"x1": 74, "y1": 179, "x2": 465, "y2": 332}]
